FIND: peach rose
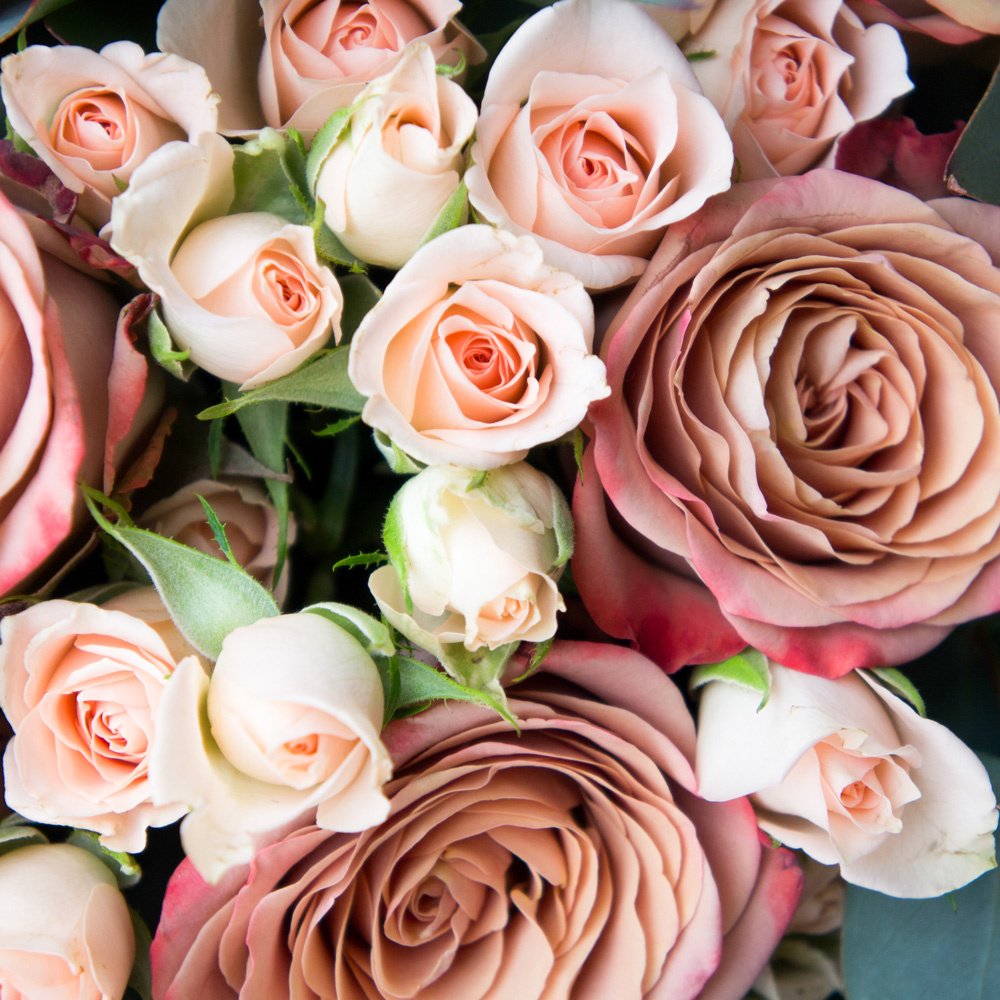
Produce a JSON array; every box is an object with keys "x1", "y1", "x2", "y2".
[
  {"x1": 847, "y1": 0, "x2": 1000, "y2": 43},
  {"x1": 348, "y1": 224, "x2": 608, "y2": 468},
  {"x1": 0, "y1": 588, "x2": 199, "y2": 852},
  {"x1": 111, "y1": 132, "x2": 343, "y2": 389},
  {"x1": 157, "y1": 0, "x2": 480, "y2": 135},
  {"x1": 1, "y1": 41, "x2": 218, "y2": 228},
  {"x1": 150, "y1": 642, "x2": 803, "y2": 1000},
  {"x1": 685, "y1": 0, "x2": 911, "y2": 180},
  {"x1": 0, "y1": 843, "x2": 134, "y2": 1000},
  {"x1": 696, "y1": 664, "x2": 998, "y2": 897},
  {"x1": 150, "y1": 611, "x2": 392, "y2": 883},
  {"x1": 0, "y1": 189, "x2": 159, "y2": 597},
  {"x1": 465, "y1": 0, "x2": 734, "y2": 290},
  {"x1": 575, "y1": 170, "x2": 1000, "y2": 676},
  {"x1": 313, "y1": 42, "x2": 477, "y2": 268}
]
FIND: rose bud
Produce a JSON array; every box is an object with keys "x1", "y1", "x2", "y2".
[
  {"x1": 313, "y1": 42, "x2": 477, "y2": 269},
  {"x1": 0, "y1": 843, "x2": 135, "y2": 1000}
]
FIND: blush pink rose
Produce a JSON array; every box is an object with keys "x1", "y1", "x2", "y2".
[
  {"x1": 0, "y1": 190, "x2": 159, "y2": 598},
  {"x1": 576, "y1": 170, "x2": 1000, "y2": 677},
  {"x1": 847, "y1": 0, "x2": 1000, "y2": 43},
  {"x1": 150, "y1": 641, "x2": 802, "y2": 1000},
  {"x1": 157, "y1": 0, "x2": 481, "y2": 135},
  {"x1": 0, "y1": 41, "x2": 218, "y2": 228},
  {"x1": 465, "y1": 0, "x2": 734, "y2": 290},
  {"x1": 685, "y1": 0, "x2": 911, "y2": 180}
]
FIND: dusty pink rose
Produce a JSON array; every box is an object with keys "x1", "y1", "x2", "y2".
[
  {"x1": 151, "y1": 641, "x2": 802, "y2": 1000},
  {"x1": 0, "y1": 843, "x2": 135, "y2": 1000},
  {"x1": 348, "y1": 224, "x2": 608, "y2": 468},
  {"x1": 0, "y1": 41, "x2": 218, "y2": 228},
  {"x1": 465, "y1": 0, "x2": 734, "y2": 290},
  {"x1": 847, "y1": 0, "x2": 1000, "y2": 43},
  {"x1": 157, "y1": 0, "x2": 481, "y2": 135},
  {"x1": 0, "y1": 190, "x2": 159, "y2": 598},
  {"x1": 0, "y1": 588, "x2": 199, "y2": 852},
  {"x1": 686, "y1": 0, "x2": 911, "y2": 180},
  {"x1": 576, "y1": 170, "x2": 1000, "y2": 676}
]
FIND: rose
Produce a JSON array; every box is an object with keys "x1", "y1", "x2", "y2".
[
  {"x1": 465, "y1": 0, "x2": 734, "y2": 290},
  {"x1": 575, "y1": 170, "x2": 1000, "y2": 676},
  {"x1": 150, "y1": 611, "x2": 392, "y2": 882},
  {"x1": 0, "y1": 588, "x2": 199, "y2": 852},
  {"x1": 348, "y1": 224, "x2": 608, "y2": 468},
  {"x1": 0, "y1": 843, "x2": 134, "y2": 1000},
  {"x1": 684, "y1": 0, "x2": 911, "y2": 180},
  {"x1": 370, "y1": 463, "x2": 570, "y2": 679},
  {"x1": 157, "y1": 0, "x2": 480, "y2": 135},
  {"x1": 1, "y1": 41, "x2": 218, "y2": 228},
  {"x1": 847, "y1": 0, "x2": 1000, "y2": 43},
  {"x1": 0, "y1": 190, "x2": 159, "y2": 597},
  {"x1": 111, "y1": 132, "x2": 343, "y2": 389},
  {"x1": 696, "y1": 664, "x2": 998, "y2": 896},
  {"x1": 312, "y1": 42, "x2": 477, "y2": 268},
  {"x1": 150, "y1": 641, "x2": 803, "y2": 1000}
]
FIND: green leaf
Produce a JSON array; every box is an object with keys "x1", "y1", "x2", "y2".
[
  {"x1": 304, "y1": 106, "x2": 354, "y2": 194},
  {"x1": 842, "y1": 752, "x2": 1000, "y2": 1000},
  {"x1": 871, "y1": 667, "x2": 927, "y2": 717},
  {"x1": 571, "y1": 427, "x2": 585, "y2": 483},
  {"x1": 83, "y1": 488, "x2": 280, "y2": 659},
  {"x1": 332, "y1": 550, "x2": 389, "y2": 571},
  {"x1": 946, "y1": 64, "x2": 1000, "y2": 206},
  {"x1": 65, "y1": 829, "x2": 142, "y2": 890},
  {"x1": 510, "y1": 636, "x2": 553, "y2": 684},
  {"x1": 195, "y1": 495, "x2": 240, "y2": 567},
  {"x1": 690, "y1": 647, "x2": 772, "y2": 710},
  {"x1": 146, "y1": 308, "x2": 193, "y2": 381},
  {"x1": 127, "y1": 909, "x2": 153, "y2": 1000},
  {"x1": 417, "y1": 180, "x2": 469, "y2": 248},
  {"x1": 551, "y1": 484, "x2": 574, "y2": 568},
  {"x1": 198, "y1": 347, "x2": 365, "y2": 419},
  {"x1": 313, "y1": 207, "x2": 368, "y2": 272},
  {"x1": 685, "y1": 49, "x2": 716, "y2": 61},
  {"x1": 393, "y1": 654, "x2": 517, "y2": 727},
  {"x1": 304, "y1": 603, "x2": 395, "y2": 657},
  {"x1": 0, "y1": 820, "x2": 48, "y2": 858},
  {"x1": 373, "y1": 429, "x2": 424, "y2": 474},
  {"x1": 231, "y1": 128, "x2": 310, "y2": 223},
  {"x1": 0, "y1": 0, "x2": 77, "y2": 43},
  {"x1": 339, "y1": 272, "x2": 381, "y2": 342},
  {"x1": 315, "y1": 414, "x2": 361, "y2": 438}
]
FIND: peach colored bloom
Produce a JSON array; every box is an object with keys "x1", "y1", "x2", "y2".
[
  {"x1": 575, "y1": 170, "x2": 1000, "y2": 676},
  {"x1": 465, "y1": 0, "x2": 733, "y2": 290},
  {"x1": 151, "y1": 642, "x2": 803, "y2": 1000},
  {"x1": 847, "y1": 0, "x2": 1000, "y2": 43}
]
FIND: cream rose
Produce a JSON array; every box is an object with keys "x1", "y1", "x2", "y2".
[
  {"x1": 847, "y1": 0, "x2": 1000, "y2": 43},
  {"x1": 348, "y1": 224, "x2": 608, "y2": 468},
  {"x1": 111, "y1": 131, "x2": 343, "y2": 389},
  {"x1": 150, "y1": 611, "x2": 392, "y2": 882},
  {"x1": 313, "y1": 43, "x2": 477, "y2": 268},
  {"x1": 696, "y1": 663, "x2": 999, "y2": 897},
  {"x1": 0, "y1": 843, "x2": 134, "y2": 1000},
  {"x1": 1, "y1": 41, "x2": 218, "y2": 228},
  {"x1": 465, "y1": 0, "x2": 733, "y2": 289},
  {"x1": 157, "y1": 0, "x2": 480, "y2": 135},
  {"x1": 0, "y1": 588, "x2": 198, "y2": 852},
  {"x1": 371, "y1": 463, "x2": 569, "y2": 674},
  {"x1": 686, "y1": 0, "x2": 911, "y2": 179}
]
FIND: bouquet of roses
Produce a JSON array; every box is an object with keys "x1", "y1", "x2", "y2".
[{"x1": 0, "y1": 0, "x2": 998, "y2": 997}]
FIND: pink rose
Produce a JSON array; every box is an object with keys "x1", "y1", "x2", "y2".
[
  {"x1": 847, "y1": 0, "x2": 1000, "y2": 43},
  {"x1": 576, "y1": 170, "x2": 1000, "y2": 676},
  {"x1": 0, "y1": 843, "x2": 135, "y2": 1000},
  {"x1": 348, "y1": 224, "x2": 608, "y2": 468},
  {"x1": 151, "y1": 642, "x2": 802, "y2": 1000},
  {"x1": 465, "y1": 0, "x2": 734, "y2": 289},
  {"x1": 0, "y1": 190, "x2": 159, "y2": 597},
  {"x1": 157, "y1": 0, "x2": 481, "y2": 135},
  {"x1": 0, "y1": 41, "x2": 218, "y2": 227},
  {"x1": 685, "y1": 0, "x2": 911, "y2": 180}
]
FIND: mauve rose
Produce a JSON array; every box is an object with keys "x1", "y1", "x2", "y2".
[
  {"x1": 1, "y1": 41, "x2": 218, "y2": 228},
  {"x1": 685, "y1": 0, "x2": 911, "y2": 180},
  {"x1": 0, "y1": 191, "x2": 159, "y2": 598},
  {"x1": 157, "y1": 0, "x2": 480, "y2": 135},
  {"x1": 576, "y1": 170, "x2": 1000, "y2": 676},
  {"x1": 847, "y1": 0, "x2": 1000, "y2": 43},
  {"x1": 150, "y1": 641, "x2": 802, "y2": 1000},
  {"x1": 465, "y1": 0, "x2": 734, "y2": 290}
]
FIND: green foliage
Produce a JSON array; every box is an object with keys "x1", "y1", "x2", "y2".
[
  {"x1": 947, "y1": 64, "x2": 1000, "y2": 206},
  {"x1": 690, "y1": 647, "x2": 771, "y2": 710},
  {"x1": 65, "y1": 829, "x2": 142, "y2": 890}
]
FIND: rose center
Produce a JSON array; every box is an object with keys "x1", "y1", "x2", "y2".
[
  {"x1": 253, "y1": 247, "x2": 321, "y2": 341},
  {"x1": 51, "y1": 88, "x2": 133, "y2": 167}
]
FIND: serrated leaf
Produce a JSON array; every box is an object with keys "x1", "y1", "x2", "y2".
[
  {"x1": 417, "y1": 180, "x2": 469, "y2": 249},
  {"x1": 146, "y1": 307, "x2": 192, "y2": 381},
  {"x1": 198, "y1": 347, "x2": 365, "y2": 419},
  {"x1": 313, "y1": 209, "x2": 368, "y2": 271},
  {"x1": 65, "y1": 829, "x2": 142, "y2": 889},
  {"x1": 394, "y1": 654, "x2": 517, "y2": 727},
  {"x1": 304, "y1": 106, "x2": 354, "y2": 193},
  {"x1": 871, "y1": 667, "x2": 927, "y2": 718},
  {"x1": 332, "y1": 550, "x2": 389, "y2": 571},
  {"x1": 315, "y1": 414, "x2": 361, "y2": 438},
  {"x1": 946, "y1": 64, "x2": 1000, "y2": 206},
  {"x1": 83, "y1": 488, "x2": 279, "y2": 659},
  {"x1": 195, "y1": 495, "x2": 239, "y2": 567},
  {"x1": 691, "y1": 647, "x2": 771, "y2": 710}
]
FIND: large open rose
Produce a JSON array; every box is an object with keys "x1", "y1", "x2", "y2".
[
  {"x1": 150, "y1": 642, "x2": 802, "y2": 999},
  {"x1": 576, "y1": 170, "x2": 1000, "y2": 676}
]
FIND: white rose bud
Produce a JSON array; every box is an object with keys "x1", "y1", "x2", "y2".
[
  {"x1": 313, "y1": 42, "x2": 477, "y2": 269},
  {"x1": 370, "y1": 463, "x2": 572, "y2": 685}
]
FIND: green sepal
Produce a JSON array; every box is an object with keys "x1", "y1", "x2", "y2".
[
  {"x1": 373, "y1": 430, "x2": 424, "y2": 474},
  {"x1": 304, "y1": 106, "x2": 354, "y2": 194},
  {"x1": 685, "y1": 49, "x2": 716, "y2": 61},
  {"x1": 416, "y1": 180, "x2": 469, "y2": 249},
  {"x1": 435, "y1": 51, "x2": 467, "y2": 78},
  {"x1": 339, "y1": 272, "x2": 381, "y2": 342},
  {"x1": 195, "y1": 494, "x2": 240, "y2": 567},
  {"x1": 332, "y1": 551, "x2": 388, "y2": 571},
  {"x1": 510, "y1": 636, "x2": 553, "y2": 684},
  {"x1": 690, "y1": 647, "x2": 772, "y2": 711},
  {"x1": 303, "y1": 602, "x2": 395, "y2": 658},
  {"x1": 64, "y1": 829, "x2": 142, "y2": 890},
  {"x1": 0, "y1": 816, "x2": 48, "y2": 858},
  {"x1": 198, "y1": 346, "x2": 365, "y2": 420},
  {"x1": 83, "y1": 487, "x2": 280, "y2": 660},
  {"x1": 382, "y1": 489, "x2": 412, "y2": 614},
  {"x1": 146, "y1": 307, "x2": 193, "y2": 381},
  {"x1": 127, "y1": 909, "x2": 153, "y2": 1000},
  {"x1": 314, "y1": 214, "x2": 369, "y2": 272},
  {"x1": 871, "y1": 667, "x2": 927, "y2": 717},
  {"x1": 550, "y1": 484, "x2": 574, "y2": 568},
  {"x1": 315, "y1": 414, "x2": 361, "y2": 438},
  {"x1": 230, "y1": 127, "x2": 311, "y2": 223}
]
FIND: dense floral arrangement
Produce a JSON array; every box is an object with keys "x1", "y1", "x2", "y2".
[{"x1": 0, "y1": 1, "x2": 998, "y2": 998}]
